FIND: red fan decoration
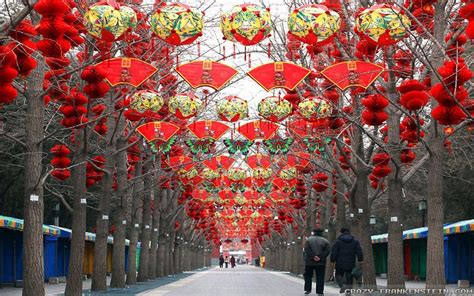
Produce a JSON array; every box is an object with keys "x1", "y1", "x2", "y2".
[
  {"x1": 202, "y1": 155, "x2": 235, "y2": 170},
  {"x1": 246, "y1": 154, "x2": 271, "y2": 169},
  {"x1": 136, "y1": 121, "x2": 180, "y2": 142},
  {"x1": 320, "y1": 61, "x2": 384, "y2": 90},
  {"x1": 287, "y1": 119, "x2": 328, "y2": 138},
  {"x1": 285, "y1": 151, "x2": 311, "y2": 169},
  {"x1": 176, "y1": 61, "x2": 238, "y2": 90},
  {"x1": 247, "y1": 62, "x2": 312, "y2": 92},
  {"x1": 187, "y1": 120, "x2": 230, "y2": 140},
  {"x1": 237, "y1": 120, "x2": 280, "y2": 141},
  {"x1": 95, "y1": 57, "x2": 157, "y2": 87},
  {"x1": 164, "y1": 156, "x2": 194, "y2": 171}
]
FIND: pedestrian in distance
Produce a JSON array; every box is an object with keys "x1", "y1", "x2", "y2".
[
  {"x1": 230, "y1": 255, "x2": 236, "y2": 268},
  {"x1": 219, "y1": 255, "x2": 224, "y2": 268},
  {"x1": 330, "y1": 227, "x2": 364, "y2": 294},
  {"x1": 303, "y1": 228, "x2": 331, "y2": 295},
  {"x1": 224, "y1": 256, "x2": 229, "y2": 268}
]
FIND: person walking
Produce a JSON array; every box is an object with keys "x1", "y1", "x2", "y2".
[
  {"x1": 230, "y1": 255, "x2": 236, "y2": 268},
  {"x1": 224, "y1": 256, "x2": 229, "y2": 268},
  {"x1": 330, "y1": 227, "x2": 364, "y2": 294},
  {"x1": 303, "y1": 228, "x2": 331, "y2": 295},
  {"x1": 219, "y1": 255, "x2": 224, "y2": 268}
]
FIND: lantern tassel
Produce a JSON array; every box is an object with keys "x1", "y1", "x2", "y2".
[{"x1": 268, "y1": 42, "x2": 271, "y2": 58}]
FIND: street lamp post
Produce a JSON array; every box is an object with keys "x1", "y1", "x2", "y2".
[{"x1": 418, "y1": 199, "x2": 427, "y2": 227}]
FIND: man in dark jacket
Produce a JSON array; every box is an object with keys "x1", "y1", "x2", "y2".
[
  {"x1": 303, "y1": 228, "x2": 331, "y2": 295},
  {"x1": 330, "y1": 228, "x2": 364, "y2": 293}
]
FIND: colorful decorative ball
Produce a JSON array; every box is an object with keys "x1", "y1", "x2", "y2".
[
  {"x1": 217, "y1": 96, "x2": 248, "y2": 122},
  {"x1": 258, "y1": 96, "x2": 293, "y2": 122},
  {"x1": 168, "y1": 93, "x2": 203, "y2": 119},
  {"x1": 202, "y1": 168, "x2": 220, "y2": 180},
  {"x1": 84, "y1": 1, "x2": 137, "y2": 41},
  {"x1": 220, "y1": 4, "x2": 272, "y2": 46},
  {"x1": 279, "y1": 167, "x2": 297, "y2": 180},
  {"x1": 355, "y1": 4, "x2": 411, "y2": 46},
  {"x1": 227, "y1": 168, "x2": 247, "y2": 181},
  {"x1": 178, "y1": 167, "x2": 198, "y2": 179},
  {"x1": 253, "y1": 167, "x2": 272, "y2": 179},
  {"x1": 297, "y1": 97, "x2": 332, "y2": 121},
  {"x1": 129, "y1": 90, "x2": 164, "y2": 113},
  {"x1": 288, "y1": 4, "x2": 341, "y2": 46},
  {"x1": 150, "y1": 3, "x2": 203, "y2": 46}
]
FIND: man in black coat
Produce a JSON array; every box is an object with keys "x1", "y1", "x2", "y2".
[
  {"x1": 303, "y1": 228, "x2": 331, "y2": 295},
  {"x1": 330, "y1": 228, "x2": 364, "y2": 293}
]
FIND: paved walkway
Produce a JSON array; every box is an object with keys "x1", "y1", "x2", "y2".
[
  {"x1": 1, "y1": 266, "x2": 465, "y2": 295},
  {"x1": 138, "y1": 265, "x2": 340, "y2": 296}
]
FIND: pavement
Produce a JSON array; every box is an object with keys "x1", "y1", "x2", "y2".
[
  {"x1": 138, "y1": 265, "x2": 341, "y2": 296},
  {"x1": 0, "y1": 266, "x2": 467, "y2": 296}
]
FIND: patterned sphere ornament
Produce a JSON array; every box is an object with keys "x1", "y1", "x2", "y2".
[
  {"x1": 288, "y1": 4, "x2": 341, "y2": 46},
  {"x1": 220, "y1": 4, "x2": 272, "y2": 46},
  {"x1": 279, "y1": 167, "x2": 297, "y2": 180},
  {"x1": 217, "y1": 96, "x2": 248, "y2": 122},
  {"x1": 84, "y1": 1, "x2": 137, "y2": 41},
  {"x1": 202, "y1": 168, "x2": 220, "y2": 180},
  {"x1": 129, "y1": 90, "x2": 164, "y2": 113},
  {"x1": 168, "y1": 93, "x2": 203, "y2": 119},
  {"x1": 227, "y1": 168, "x2": 247, "y2": 181},
  {"x1": 297, "y1": 97, "x2": 332, "y2": 122},
  {"x1": 150, "y1": 3, "x2": 204, "y2": 46},
  {"x1": 253, "y1": 167, "x2": 272, "y2": 179},
  {"x1": 355, "y1": 4, "x2": 411, "y2": 46},
  {"x1": 258, "y1": 96, "x2": 293, "y2": 122}
]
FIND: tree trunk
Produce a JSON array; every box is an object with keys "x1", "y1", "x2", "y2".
[
  {"x1": 22, "y1": 59, "x2": 45, "y2": 296},
  {"x1": 352, "y1": 105, "x2": 377, "y2": 289},
  {"x1": 425, "y1": 1, "x2": 447, "y2": 290},
  {"x1": 386, "y1": 50, "x2": 406, "y2": 289},
  {"x1": 335, "y1": 173, "x2": 347, "y2": 231},
  {"x1": 110, "y1": 122, "x2": 127, "y2": 288},
  {"x1": 137, "y1": 155, "x2": 153, "y2": 282},
  {"x1": 126, "y1": 160, "x2": 143, "y2": 285},
  {"x1": 157, "y1": 188, "x2": 169, "y2": 277},
  {"x1": 64, "y1": 130, "x2": 88, "y2": 296},
  {"x1": 91, "y1": 98, "x2": 117, "y2": 291},
  {"x1": 148, "y1": 188, "x2": 161, "y2": 279}
]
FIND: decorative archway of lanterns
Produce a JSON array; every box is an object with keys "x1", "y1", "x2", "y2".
[{"x1": 42, "y1": 1, "x2": 434, "y2": 248}]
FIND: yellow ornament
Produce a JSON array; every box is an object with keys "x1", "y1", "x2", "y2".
[
  {"x1": 297, "y1": 97, "x2": 332, "y2": 122},
  {"x1": 355, "y1": 4, "x2": 411, "y2": 46},
  {"x1": 220, "y1": 4, "x2": 272, "y2": 46},
  {"x1": 217, "y1": 96, "x2": 248, "y2": 122},
  {"x1": 150, "y1": 3, "x2": 203, "y2": 46},
  {"x1": 288, "y1": 4, "x2": 341, "y2": 46},
  {"x1": 168, "y1": 93, "x2": 203, "y2": 119},
  {"x1": 129, "y1": 90, "x2": 164, "y2": 114},
  {"x1": 84, "y1": 2, "x2": 137, "y2": 41},
  {"x1": 258, "y1": 96, "x2": 293, "y2": 122}
]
